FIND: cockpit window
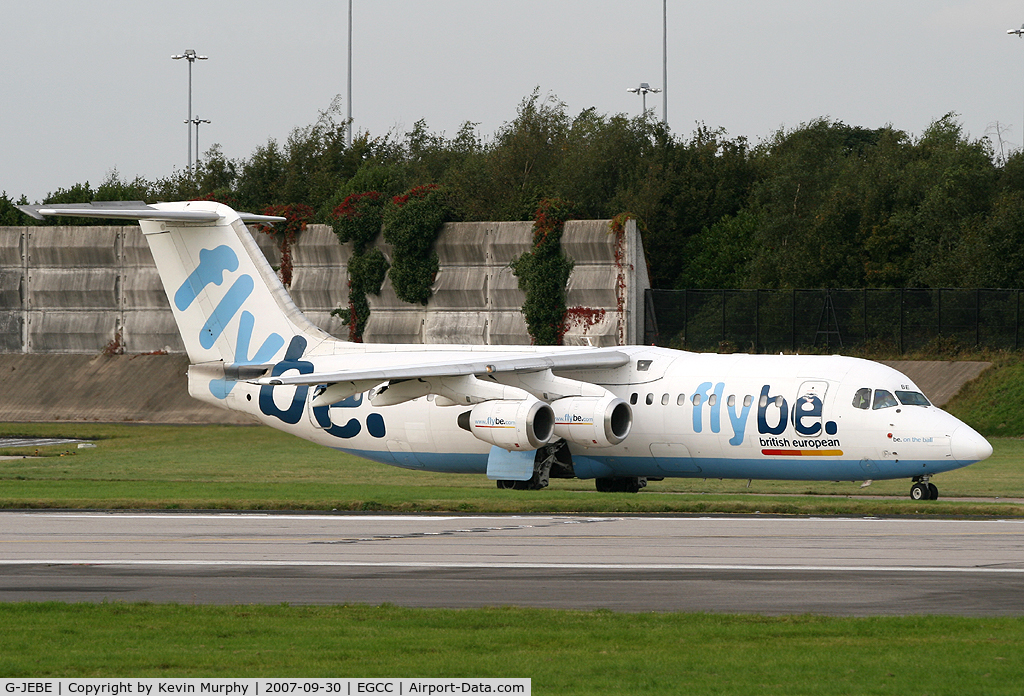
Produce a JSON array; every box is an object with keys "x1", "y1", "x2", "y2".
[
  {"x1": 852, "y1": 388, "x2": 871, "y2": 410},
  {"x1": 896, "y1": 390, "x2": 930, "y2": 407},
  {"x1": 872, "y1": 389, "x2": 898, "y2": 410}
]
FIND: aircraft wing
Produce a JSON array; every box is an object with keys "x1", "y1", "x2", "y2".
[{"x1": 256, "y1": 348, "x2": 631, "y2": 386}]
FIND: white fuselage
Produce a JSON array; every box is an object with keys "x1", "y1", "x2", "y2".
[{"x1": 208, "y1": 345, "x2": 989, "y2": 482}]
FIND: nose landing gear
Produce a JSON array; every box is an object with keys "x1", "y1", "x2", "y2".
[{"x1": 910, "y1": 476, "x2": 939, "y2": 501}]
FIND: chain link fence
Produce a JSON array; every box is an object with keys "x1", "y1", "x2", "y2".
[{"x1": 645, "y1": 289, "x2": 1024, "y2": 353}]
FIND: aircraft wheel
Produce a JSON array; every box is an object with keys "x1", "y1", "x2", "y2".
[
  {"x1": 496, "y1": 476, "x2": 544, "y2": 491},
  {"x1": 595, "y1": 477, "x2": 646, "y2": 493},
  {"x1": 910, "y1": 482, "x2": 929, "y2": 501},
  {"x1": 928, "y1": 483, "x2": 939, "y2": 500}
]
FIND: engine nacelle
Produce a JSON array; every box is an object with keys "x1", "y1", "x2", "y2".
[
  {"x1": 551, "y1": 394, "x2": 632, "y2": 447},
  {"x1": 458, "y1": 398, "x2": 555, "y2": 451}
]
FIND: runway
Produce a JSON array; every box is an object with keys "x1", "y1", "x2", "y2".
[{"x1": 2, "y1": 512, "x2": 1023, "y2": 615}]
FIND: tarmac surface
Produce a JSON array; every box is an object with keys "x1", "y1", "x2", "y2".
[{"x1": 2, "y1": 512, "x2": 1022, "y2": 616}]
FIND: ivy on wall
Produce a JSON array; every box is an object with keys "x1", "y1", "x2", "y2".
[
  {"x1": 510, "y1": 198, "x2": 577, "y2": 345},
  {"x1": 331, "y1": 192, "x2": 389, "y2": 342},
  {"x1": 382, "y1": 184, "x2": 451, "y2": 305},
  {"x1": 260, "y1": 203, "x2": 314, "y2": 287}
]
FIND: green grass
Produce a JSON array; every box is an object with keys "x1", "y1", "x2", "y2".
[
  {"x1": 0, "y1": 604, "x2": 1020, "y2": 695},
  {"x1": 945, "y1": 358, "x2": 1024, "y2": 437},
  {"x1": 1, "y1": 422, "x2": 1022, "y2": 516}
]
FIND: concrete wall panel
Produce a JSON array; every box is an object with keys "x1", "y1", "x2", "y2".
[
  {"x1": 486, "y1": 267, "x2": 526, "y2": 310},
  {"x1": 363, "y1": 311, "x2": 425, "y2": 344},
  {"x1": 0, "y1": 229, "x2": 23, "y2": 266},
  {"x1": 0, "y1": 312, "x2": 22, "y2": 352},
  {"x1": 488, "y1": 222, "x2": 534, "y2": 263},
  {"x1": 429, "y1": 267, "x2": 488, "y2": 310},
  {"x1": 434, "y1": 223, "x2": 491, "y2": 265},
  {"x1": 123, "y1": 267, "x2": 171, "y2": 310},
  {"x1": 486, "y1": 312, "x2": 531, "y2": 345},
  {"x1": 28, "y1": 227, "x2": 119, "y2": 266},
  {"x1": 423, "y1": 311, "x2": 487, "y2": 344},
  {"x1": 27, "y1": 310, "x2": 118, "y2": 353},
  {"x1": 121, "y1": 228, "x2": 154, "y2": 266},
  {"x1": 288, "y1": 267, "x2": 347, "y2": 311},
  {"x1": 562, "y1": 220, "x2": 617, "y2": 264},
  {"x1": 28, "y1": 269, "x2": 119, "y2": 309},
  {"x1": 291, "y1": 225, "x2": 346, "y2": 266},
  {"x1": 122, "y1": 310, "x2": 186, "y2": 353},
  {"x1": 565, "y1": 266, "x2": 619, "y2": 309},
  {"x1": 0, "y1": 270, "x2": 22, "y2": 308},
  {"x1": 302, "y1": 311, "x2": 348, "y2": 339}
]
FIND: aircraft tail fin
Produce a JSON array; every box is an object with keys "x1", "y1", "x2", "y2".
[{"x1": 18, "y1": 200, "x2": 334, "y2": 369}]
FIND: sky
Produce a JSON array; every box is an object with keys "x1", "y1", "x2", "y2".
[{"x1": 3, "y1": 0, "x2": 1024, "y2": 203}]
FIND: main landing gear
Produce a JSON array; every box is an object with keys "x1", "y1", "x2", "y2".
[
  {"x1": 495, "y1": 441, "x2": 574, "y2": 491},
  {"x1": 910, "y1": 475, "x2": 939, "y2": 501}
]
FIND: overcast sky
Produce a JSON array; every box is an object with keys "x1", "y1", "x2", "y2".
[{"x1": 3, "y1": 0, "x2": 1024, "y2": 203}]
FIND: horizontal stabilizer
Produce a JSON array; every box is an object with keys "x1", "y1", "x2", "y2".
[{"x1": 17, "y1": 201, "x2": 285, "y2": 225}]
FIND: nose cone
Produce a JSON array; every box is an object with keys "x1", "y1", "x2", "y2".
[{"x1": 951, "y1": 425, "x2": 993, "y2": 463}]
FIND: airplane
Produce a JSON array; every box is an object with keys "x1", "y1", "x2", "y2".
[{"x1": 18, "y1": 200, "x2": 993, "y2": 500}]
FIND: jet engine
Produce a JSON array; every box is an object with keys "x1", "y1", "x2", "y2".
[
  {"x1": 458, "y1": 398, "x2": 555, "y2": 451},
  {"x1": 551, "y1": 394, "x2": 632, "y2": 447}
]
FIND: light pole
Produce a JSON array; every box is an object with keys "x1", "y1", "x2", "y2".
[
  {"x1": 662, "y1": 0, "x2": 667, "y2": 126},
  {"x1": 171, "y1": 49, "x2": 208, "y2": 177},
  {"x1": 627, "y1": 82, "x2": 662, "y2": 115},
  {"x1": 1009, "y1": 24, "x2": 1024, "y2": 141},
  {"x1": 186, "y1": 116, "x2": 211, "y2": 172},
  {"x1": 347, "y1": 0, "x2": 353, "y2": 147}
]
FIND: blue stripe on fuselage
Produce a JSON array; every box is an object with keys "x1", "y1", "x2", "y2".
[{"x1": 330, "y1": 448, "x2": 975, "y2": 481}]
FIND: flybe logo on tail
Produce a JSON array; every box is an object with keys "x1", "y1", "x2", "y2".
[{"x1": 175, "y1": 245, "x2": 285, "y2": 397}]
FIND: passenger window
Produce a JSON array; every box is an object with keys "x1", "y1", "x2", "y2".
[
  {"x1": 677, "y1": 394, "x2": 686, "y2": 406},
  {"x1": 896, "y1": 390, "x2": 930, "y2": 407},
  {"x1": 661, "y1": 393, "x2": 669, "y2": 405},
  {"x1": 872, "y1": 389, "x2": 898, "y2": 410},
  {"x1": 758, "y1": 395, "x2": 768, "y2": 408},
  {"x1": 692, "y1": 394, "x2": 702, "y2": 406},
  {"x1": 743, "y1": 395, "x2": 752, "y2": 408},
  {"x1": 630, "y1": 393, "x2": 638, "y2": 405},
  {"x1": 645, "y1": 393, "x2": 654, "y2": 405},
  {"x1": 727, "y1": 395, "x2": 736, "y2": 408},
  {"x1": 708, "y1": 394, "x2": 718, "y2": 406},
  {"x1": 775, "y1": 396, "x2": 784, "y2": 408},
  {"x1": 852, "y1": 388, "x2": 871, "y2": 410}
]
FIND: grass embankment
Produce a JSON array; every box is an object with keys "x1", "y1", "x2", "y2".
[
  {"x1": 1, "y1": 421, "x2": 1021, "y2": 516},
  {"x1": 945, "y1": 357, "x2": 1024, "y2": 436},
  {"x1": 0, "y1": 604, "x2": 1021, "y2": 694}
]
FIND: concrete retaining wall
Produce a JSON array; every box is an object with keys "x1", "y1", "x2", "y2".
[{"x1": 0, "y1": 219, "x2": 648, "y2": 353}]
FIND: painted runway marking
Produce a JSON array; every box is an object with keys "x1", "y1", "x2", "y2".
[{"x1": 2, "y1": 560, "x2": 1023, "y2": 573}]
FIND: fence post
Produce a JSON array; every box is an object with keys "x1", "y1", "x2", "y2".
[
  {"x1": 975, "y1": 288, "x2": 980, "y2": 348},
  {"x1": 863, "y1": 288, "x2": 868, "y2": 345},
  {"x1": 791, "y1": 289, "x2": 796, "y2": 353},
  {"x1": 899, "y1": 288, "x2": 904, "y2": 354},
  {"x1": 755, "y1": 289, "x2": 760, "y2": 353},
  {"x1": 683, "y1": 289, "x2": 688, "y2": 349},
  {"x1": 721, "y1": 289, "x2": 726, "y2": 348}
]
